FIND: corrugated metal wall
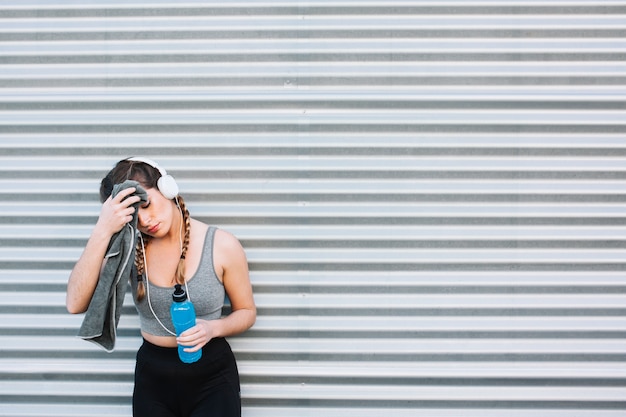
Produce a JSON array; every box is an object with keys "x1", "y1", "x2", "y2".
[{"x1": 1, "y1": 1, "x2": 625, "y2": 416}]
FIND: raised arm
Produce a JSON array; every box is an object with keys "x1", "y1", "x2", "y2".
[{"x1": 66, "y1": 187, "x2": 141, "y2": 314}]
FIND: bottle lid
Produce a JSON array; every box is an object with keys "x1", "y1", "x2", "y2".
[{"x1": 172, "y1": 284, "x2": 187, "y2": 302}]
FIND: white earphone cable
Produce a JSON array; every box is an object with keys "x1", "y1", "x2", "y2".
[
  {"x1": 138, "y1": 197, "x2": 191, "y2": 336},
  {"x1": 140, "y1": 234, "x2": 176, "y2": 336}
]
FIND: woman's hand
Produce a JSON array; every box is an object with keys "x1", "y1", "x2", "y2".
[
  {"x1": 177, "y1": 319, "x2": 222, "y2": 352},
  {"x1": 95, "y1": 187, "x2": 141, "y2": 237}
]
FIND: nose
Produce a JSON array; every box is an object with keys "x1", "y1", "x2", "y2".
[{"x1": 137, "y1": 209, "x2": 149, "y2": 227}]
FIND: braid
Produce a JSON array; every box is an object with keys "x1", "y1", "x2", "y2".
[
  {"x1": 174, "y1": 196, "x2": 191, "y2": 286},
  {"x1": 134, "y1": 235, "x2": 150, "y2": 301}
]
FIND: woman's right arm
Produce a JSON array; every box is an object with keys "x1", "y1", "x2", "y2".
[{"x1": 66, "y1": 187, "x2": 141, "y2": 314}]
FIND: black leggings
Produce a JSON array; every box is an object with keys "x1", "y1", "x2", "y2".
[{"x1": 133, "y1": 337, "x2": 241, "y2": 417}]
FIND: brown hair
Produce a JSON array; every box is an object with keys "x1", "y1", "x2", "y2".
[{"x1": 100, "y1": 159, "x2": 190, "y2": 301}]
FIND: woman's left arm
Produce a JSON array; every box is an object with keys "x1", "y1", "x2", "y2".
[{"x1": 178, "y1": 229, "x2": 256, "y2": 351}]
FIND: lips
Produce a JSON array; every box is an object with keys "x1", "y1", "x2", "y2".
[{"x1": 147, "y1": 224, "x2": 160, "y2": 234}]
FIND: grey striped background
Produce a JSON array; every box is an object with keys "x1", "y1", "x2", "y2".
[{"x1": 1, "y1": 1, "x2": 625, "y2": 416}]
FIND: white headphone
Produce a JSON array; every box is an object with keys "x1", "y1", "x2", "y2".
[{"x1": 127, "y1": 157, "x2": 179, "y2": 200}]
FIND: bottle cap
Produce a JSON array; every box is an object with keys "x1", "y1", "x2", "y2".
[{"x1": 172, "y1": 284, "x2": 187, "y2": 302}]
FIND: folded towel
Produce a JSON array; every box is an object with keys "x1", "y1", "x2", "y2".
[{"x1": 78, "y1": 180, "x2": 148, "y2": 352}]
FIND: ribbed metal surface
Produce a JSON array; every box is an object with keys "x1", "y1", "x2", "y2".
[{"x1": 1, "y1": 1, "x2": 625, "y2": 416}]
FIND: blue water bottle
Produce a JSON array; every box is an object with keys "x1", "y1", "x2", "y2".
[{"x1": 170, "y1": 284, "x2": 202, "y2": 363}]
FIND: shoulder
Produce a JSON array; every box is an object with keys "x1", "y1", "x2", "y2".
[
  {"x1": 214, "y1": 228, "x2": 245, "y2": 257},
  {"x1": 189, "y1": 219, "x2": 239, "y2": 251},
  {"x1": 213, "y1": 228, "x2": 248, "y2": 275}
]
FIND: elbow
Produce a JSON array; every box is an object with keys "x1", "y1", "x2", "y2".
[
  {"x1": 66, "y1": 304, "x2": 82, "y2": 315},
  {"x1": 66, "y1": 296, "x2": 86, "y2": 315},
  {"x1": 67, "y1": 305, "x2": 84, "y2": 315},
  {"x1": 238, "y1": 306, "x2": 256, "y2": 331},
  {"x1": 248, "y1": 306, "x2": 257, "y2": 329}
]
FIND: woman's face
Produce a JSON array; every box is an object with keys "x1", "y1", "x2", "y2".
[{"x1": 137, "y1": 187, "x2": 177, "y2": 238}]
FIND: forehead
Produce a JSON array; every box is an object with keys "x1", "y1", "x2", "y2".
[{"x1": 142, "y1": 186, "x2": 162, "y2": 201}]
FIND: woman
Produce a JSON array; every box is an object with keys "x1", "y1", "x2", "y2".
[{"x1": 66, "y1": 157, "x2": 256, "y2": 417}]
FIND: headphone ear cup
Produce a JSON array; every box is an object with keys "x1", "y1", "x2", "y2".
[{"x1": 157, "y1": 174, "x2": 179, "y2": 200}]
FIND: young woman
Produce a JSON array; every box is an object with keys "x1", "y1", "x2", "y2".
[{"x1": 66, "y1": 157, "x2": 256, "y2": 417}]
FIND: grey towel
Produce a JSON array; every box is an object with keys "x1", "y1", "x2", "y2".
[{"x1": 78, "y1": 180, "x2": 148, "y2": 352}]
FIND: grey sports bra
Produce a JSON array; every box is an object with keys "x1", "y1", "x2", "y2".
[{"x1": 131, "y1": 226, "x2": 225, "y2": 336}]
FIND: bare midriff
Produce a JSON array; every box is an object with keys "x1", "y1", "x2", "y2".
[{"x1": 142, "y1": 331, "x2": 178, "y2": 348}]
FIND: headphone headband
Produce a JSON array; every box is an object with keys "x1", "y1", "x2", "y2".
[
  {"x1": 126, "y1": 157, "x2": 179, "y2": 200},
  {"x1": 127, "y1": 156, "x2": 167, "y2": 177}
]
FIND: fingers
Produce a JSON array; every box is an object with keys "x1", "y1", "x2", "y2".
[
  {"x1": 177, "y1": 329, "x2": 204, "y2": 351},
  {"x1": 114, "y1": 187, "x2": 141, "y2": 205},
  {"x1": 96, "y1": 187, "x2": 143, "y2": 234},
  {"x1": 109, "y1": 188, "x2": 142, "y2": 214},
  {"x1": 115, "y1": 199, "x2": 140, "y2": 225},
  {"x1": 104, "y1": 188, "x2": 139, "y2": 210},
  {"x1": 177, "y1": 321, "x2": 213, "y2": 352}
]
